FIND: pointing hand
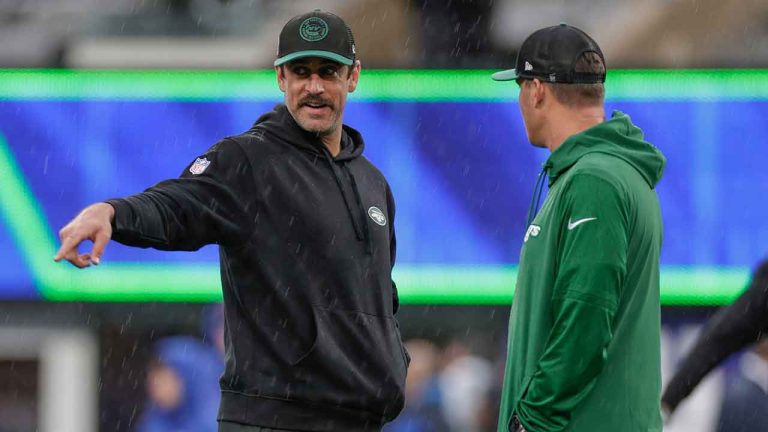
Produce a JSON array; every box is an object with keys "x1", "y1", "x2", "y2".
[{"x1": 54, "y1": 203, "x2": 115, "y2": 268}]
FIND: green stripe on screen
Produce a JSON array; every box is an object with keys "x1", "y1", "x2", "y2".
[
  {"x1": 396, "y1": 265, "x2": 751, "y2": 306},
  {"x1": 34, "y1": 264, "x2": 753, "y2": 305},
  {"x1": 0, "y1": 69, "x2": 281, "y2": 101},
  {"x1": 659, "y1": 266, "x2": 750, "y2": 305},
  {"x1": 0, "y1": 133, "x2": 59, "y2": 280},
  {"x1": 42, "y1": 263, "x2": 223, "y2": 302},
  {"x1": 0, "y1": 69, "x2": 766, "y2": 101}
]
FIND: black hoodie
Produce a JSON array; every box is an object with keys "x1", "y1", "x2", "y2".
[{"x1": 107, "y1": 104, "x2": 408, "y2": 431}]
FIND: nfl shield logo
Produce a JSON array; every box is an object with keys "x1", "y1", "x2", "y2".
[{"x1": 189, "y1": 157, "x2": 211, "y2": 175}]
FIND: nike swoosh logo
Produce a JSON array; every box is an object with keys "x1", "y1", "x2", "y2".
[{"x1": 567, "y1": 217, "x2": 597, "y2": 230}]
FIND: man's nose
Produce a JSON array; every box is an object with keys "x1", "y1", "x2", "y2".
[{"x1": 307, "y1": 74, "x2": 324, "y2": 94}]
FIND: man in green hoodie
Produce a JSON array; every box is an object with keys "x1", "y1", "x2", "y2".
[{"x1": 492, "y1": 25, "x2": 666, "y2": 432}]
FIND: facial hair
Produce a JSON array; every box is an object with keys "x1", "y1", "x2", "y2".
[{"x1": 296, "y1": 95, "x2": 340, "y2": 136}]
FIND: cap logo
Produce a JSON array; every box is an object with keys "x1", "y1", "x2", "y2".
[
  {"x1": 299, "y1": 17, "x2": 329, "y2": 42},
  {"x1": 524, "y1": 61, "x2": 533, "y2": 71}
]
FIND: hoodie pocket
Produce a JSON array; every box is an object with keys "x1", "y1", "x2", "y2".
[
  {"x1": 291, "y1": 305, "x2": 407, "y2": 419},
  {"x1": 509, "y1": 374, "x2": 535, "y2": 430}
]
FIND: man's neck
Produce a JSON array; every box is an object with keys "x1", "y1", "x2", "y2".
[
  {"x1": 543, "y1": 106, "x2": 605, "y2": 153},
  {"x1": 321, "y1": 126, "x2": 343, "y2": 157}
]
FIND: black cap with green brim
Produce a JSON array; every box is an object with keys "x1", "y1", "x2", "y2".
[
  {"x1": 274, "y1": 10, "x2": 356, "y2": 67},
  {"x1": 492, "y1": 23, "x2": 606, "y2": 84}
]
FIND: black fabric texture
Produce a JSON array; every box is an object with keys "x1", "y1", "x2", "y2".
[{"x1": 107, "y1": 104, "x2": 406, "y2": 430}]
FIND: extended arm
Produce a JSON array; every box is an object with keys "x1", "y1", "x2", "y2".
[
  {"x1": 661, "y1": 260, "x2": 768, "y2": 414},
  {"x1": 55, "y1": 139, "x2": 254, "y2": 267}
]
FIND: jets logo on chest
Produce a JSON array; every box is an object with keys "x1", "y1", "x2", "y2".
[{"x1": 524, "y1": 224, "x2": 541, "y2": 243}]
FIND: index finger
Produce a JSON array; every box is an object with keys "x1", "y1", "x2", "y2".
[{"x1": 54, "y1": 234, "x2": 83, "y2": 262}]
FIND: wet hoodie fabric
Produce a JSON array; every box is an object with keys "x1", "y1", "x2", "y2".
[
  {"x1": 137, "y1": 336, "x2": 223, "y2": 432},
  {"x1": 107, "y1": 104, "x2": 407, "y2": 431},
  {"x1": 497, "y1": 111, "x2": 666, "y2": 432}
]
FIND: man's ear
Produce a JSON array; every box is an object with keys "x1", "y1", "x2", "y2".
[
  {"x1": 531, "y1": 79, "x2": 546, "y2": 108},
  {"x1": 347, "y1": 60, "x2": 361, "y2": 93},
  {"x1": 275, "y1": 66, "x2": 287, "y2": 93}
]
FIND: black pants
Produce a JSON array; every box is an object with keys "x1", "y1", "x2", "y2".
[{"x1": 218, "y1": 421, "x2": 298, "y2": 432}]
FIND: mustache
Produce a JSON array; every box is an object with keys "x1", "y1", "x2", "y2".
[{"x1": 299, "y1": 97, "x2": 333, "y2": 108}]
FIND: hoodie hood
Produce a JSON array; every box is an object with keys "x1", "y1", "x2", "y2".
[
  {"x1": 248, "y1": 104, "x2": 365, "y2": 161},
  {"x1": 545, "y1": 110, "x2": 666, "y2": 188}
]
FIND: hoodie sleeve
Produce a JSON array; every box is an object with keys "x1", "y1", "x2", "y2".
[
  {"x1": 386, "y1": 183, "x2": 400, "y2": 314},
  {"x1": 106, "y1": 138, "x2": 255, "y2": 251},
  {"x1": 662, "y1": 261, "x2": 768, "y2": 413},
  {"x1": 516, "y1": 173, "x2": 627, "y2": 432}
]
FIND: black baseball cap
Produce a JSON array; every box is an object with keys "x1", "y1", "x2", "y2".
[
  {"x1": 274, "y1": 10, "x2": 356, "y2": 67},
  {"x1": 492, "y1": 23, "x2": 605, "y2": 83}
]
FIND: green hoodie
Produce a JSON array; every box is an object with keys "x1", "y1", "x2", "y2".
[{"x1": 498, "y1": 111, "x2": 666, "y2": 432}]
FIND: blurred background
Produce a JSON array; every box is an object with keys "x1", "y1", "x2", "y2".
[
  {"x1": 1, "y1": 0, "x2": 768, "y2": 431},
  {"x1": 2, "y1": 0, "x2": 768, "y2": 69}
]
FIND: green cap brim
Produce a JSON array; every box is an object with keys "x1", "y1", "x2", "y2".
[
  {"x1": 491, "y1": 68, "x2": 519, "y2": 81},
  {"x1": 274, "y1": 50, "x2": 353, "y2": 66}
]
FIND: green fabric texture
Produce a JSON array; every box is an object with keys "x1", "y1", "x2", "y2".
[{"x1": 498, "y1": 111, "x2": 666, "y2": 432}]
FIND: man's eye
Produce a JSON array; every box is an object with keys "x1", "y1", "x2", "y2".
[
  {"x1": 292, "y1": 67, "x2": 309, "y2": 76},
  {"x1": 320, "y1": 67, "x2": 339, "y2": 77}
]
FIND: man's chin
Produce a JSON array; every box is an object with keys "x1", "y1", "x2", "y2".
[{"x1": 297, "y1": 118, "x2": 337, "y2": 136}]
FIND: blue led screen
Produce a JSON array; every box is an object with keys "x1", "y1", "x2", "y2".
[{"x1": 1, "y1": 97, "x2": 767, "y2": 299}]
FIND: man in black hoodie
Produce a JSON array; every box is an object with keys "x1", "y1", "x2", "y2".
[{"x1": 54, "y1": 10, "x2": 408, "y2": 432}]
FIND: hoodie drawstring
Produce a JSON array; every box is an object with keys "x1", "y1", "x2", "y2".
[
  {"x1": 525, "y1": 166, "x2": 549, "y2": 228},
  {"x1": 320, "y1": 148, "x2": 369, "y2": 248},
  {"x1": 347, "y1": 170, "x2": 373, "y2": 254}
]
